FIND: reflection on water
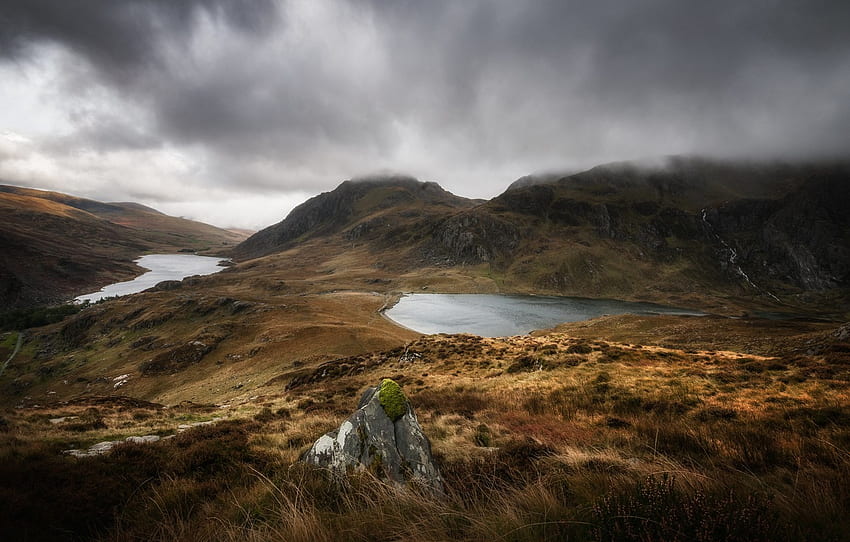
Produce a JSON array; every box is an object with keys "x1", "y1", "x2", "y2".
[
  {"x1": 75, "y1": 254, "x2": 226, "y2": 303},
  {"x1": 384, "y1": 293, "x2": 703, "y2": 337}
]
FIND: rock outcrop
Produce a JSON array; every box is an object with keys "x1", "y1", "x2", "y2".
[{"x1": 302, "y1": 379, "x2": 443, "y2": 492}]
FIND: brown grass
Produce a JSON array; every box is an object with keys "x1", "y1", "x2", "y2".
[{"x1": 3, "y1": 319, "x2": 850, "y2": 541}]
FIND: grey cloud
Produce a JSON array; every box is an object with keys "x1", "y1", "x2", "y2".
[
  {"x1": 1, "y1": 0, "x2": 849, "y2": 213},
  {"x1": 0, "y1": 0, "x2": 278, "y2": 80},
  {"x1": 50, "y1": 116, "x2": 161, "y2": 152}
]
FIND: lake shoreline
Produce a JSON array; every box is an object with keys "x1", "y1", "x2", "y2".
[
  {"x1": 74, "y1": 254, "x2": 227, "y2": 304},
  {"x1": 384, "y1": 292, "x2": 706, "y2": 337}
]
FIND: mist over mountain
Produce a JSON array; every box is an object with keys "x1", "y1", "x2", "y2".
[{"x1": 2, "y1": 1, "x2": 850, "y2": 228}]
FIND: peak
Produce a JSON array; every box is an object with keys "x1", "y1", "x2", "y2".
[
  {"x1": 346, "y1": 173, "x2": 420, "y2": 185},
  {"x1": 505, "y1": 172, "x2": 569, "y2": 192},
  {"x1": 337, "y1": 175, "x2": 448, "y2": 194},
  {"x1": 232, "y1": 175, "x2": 473, "y2": 260}
]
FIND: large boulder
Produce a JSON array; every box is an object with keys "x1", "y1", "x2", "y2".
[{"x1": 302, "y1": 379, "x2": 443, "y2": 492}]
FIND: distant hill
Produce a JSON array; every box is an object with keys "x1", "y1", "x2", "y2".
[
  {"x1": 0, "y1": 185, "x2": 249, "y2": 308},
  {"x1": 232, "y1": 158, "x2": 850, "y2": 314}
]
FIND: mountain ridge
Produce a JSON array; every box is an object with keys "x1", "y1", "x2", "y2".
[{"x1": 232, "y1": 157, "x2": 850, "y2": 315}]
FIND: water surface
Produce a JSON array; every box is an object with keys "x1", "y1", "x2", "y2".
[
  {"x1": 76, "y1": 254, "x2": 226, "y2": 303},
  {"x1": 384, "y1": 293, "x2": 703, "y2": 337}
]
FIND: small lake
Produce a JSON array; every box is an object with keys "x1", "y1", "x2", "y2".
[
  {"x1": 75, "y1": 254, "x2": 227, "y2": 303},
  {"x1": 384, "y1": 293, "x2": 703, "y2": 337}
]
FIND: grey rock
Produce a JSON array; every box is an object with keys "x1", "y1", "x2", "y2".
[
  {"x1": 64, "y1": 433, "x2": 165, "y2": 457},
  {"x1": 49, "y1": 416, "x2": 78, "y2": 424},
  {"x1": 302, "y1": 382, "x2": 443, "y2": 492},
  {"x1": 65, "y1": 440, "x2": 116, "y2": 457},
  {"x1": 427, "y1": 212, "x2": 520, "y2": 265},
  {"x1": 125, "y1": 435, "x2": 161, "y2": 444},
  {"x1": 88, "y1": 441, "x2": 116, "y2": 454}
]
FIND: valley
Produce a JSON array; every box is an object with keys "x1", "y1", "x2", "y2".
[
  {"x1": 0, "y1": 158, "x2": 848, "y2": 541},
  {"x1": 0, "y1": 185, "x2": 248, "y2": 309}
]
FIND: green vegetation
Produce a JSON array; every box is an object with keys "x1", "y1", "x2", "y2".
[
  {"x1": 378, "y1": 378, "x2": 408, "y2": 421},
  {"x1": 0, "y1": 303, "x2": 83, "y2": 332},
  {"x1": 0, "y1": 332, "x2": 18, "y2": 350}
]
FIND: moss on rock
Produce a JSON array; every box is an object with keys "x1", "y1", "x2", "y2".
[{"x1": 378, "y1": 378, "x2": 407, "y2": 421}]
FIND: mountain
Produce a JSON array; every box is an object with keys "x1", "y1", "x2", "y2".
[
  {"x1": 0, "y1": 185, "x2": 249, "y2": 308},
  {"x1": 233, "y1": 158, "x2": 850, "y2": 314},
  {"x1": 232, "y1": 175, "x2": 479, "y2": 260}
]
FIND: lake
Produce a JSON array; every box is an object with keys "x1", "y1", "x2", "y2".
[
  {"x1": 384, "y1": 293, "x2": 703, "y2": 337},
  {"x1": 75, "y1": 254, "x2": 227, "y2": 303}
]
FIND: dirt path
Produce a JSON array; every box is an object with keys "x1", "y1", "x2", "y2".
[{"x1": 0, "y1": 331, "x2": 23, "y2": 378}]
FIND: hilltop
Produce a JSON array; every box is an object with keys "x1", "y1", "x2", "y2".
[
  {"x1": 232, "y1": 175, "x2": 479, "y2": 260},
  {"x1": 0, "y1": 185, "x2": 248, "y2": 308}
]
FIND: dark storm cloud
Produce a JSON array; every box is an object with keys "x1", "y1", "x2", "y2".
[
  {"x1": 366, "y1": 0, "x2": 850, "y2": 160},
  {"x1": 0, "y1": 0, "x2": 277, "y2": 75},
  {"x1": 1, "y1": 0, "x2": 849, "y2": 210}
]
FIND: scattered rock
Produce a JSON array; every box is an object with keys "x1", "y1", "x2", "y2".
[
  {"x1": 64, "y1": 418, "x2": 220, "y2": 457},
  {"x1": 125, "y1": 435, "x2": 161, "y2": 444},
  {"x1": 302, "y1": 379, "x2": 443, "y2": 492},
  {"x1": 140, "y1": 340, "x2": 214, "y2": 375},
  {"x1": 65, "y1": 434, "x2": 162, "y2": 458},
  {"x1": 49, "y1": 416, "x2": 78, "y2": 424},
  {"x1": 177, "y1": 418, "x2": 221, "y2": 432}
]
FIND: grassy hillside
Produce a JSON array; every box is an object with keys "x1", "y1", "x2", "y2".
[
  {"x1": 2, "y1": 306, "x2": 848, "y2": 540},
  {"x1": 0, "y1": 185, "x2": 248, "y2": 308}
]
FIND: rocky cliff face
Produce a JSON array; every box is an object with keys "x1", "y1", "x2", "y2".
[
  {"x1": 707, "y1": 173, "x2": 849, "y2": 292},
  {"x1": 424, "y1": 212, "x2": 521, "y2": 264},
  {"x1": 417, "y1": 160, "x2": 849, "y2": 302}
]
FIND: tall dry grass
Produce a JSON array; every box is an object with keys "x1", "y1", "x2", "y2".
[{"x1": 4, "y1": 329, "x2": 850, "y2": 541}]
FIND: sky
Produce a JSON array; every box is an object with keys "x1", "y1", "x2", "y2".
[{"x1": 1, "y1": 0, "x2": 849, "y2": 230}]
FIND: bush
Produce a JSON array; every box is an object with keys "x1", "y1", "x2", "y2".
[
  {"x1": 507, "y1": 355, "x2": 545, "y2": 373},
  {"x1": 473, "y1": 423, "x2": 492, "y2": 447},
  {"x1": 592, "y1": 475, "x2": 789, "y2": 542},
  {"x1": 0, "y1": 303, "x2": 83, "y2": 331}
]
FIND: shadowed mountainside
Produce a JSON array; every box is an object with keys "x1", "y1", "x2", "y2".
[
  {"x1": 231, "y1": 175, "x2": 479, "y2": 260},
  {"x1": 425, "y1": 158, "x2": 849, "y2": 310},
  {"x1": 0, "y1": 185, "x2": 249, "y2": 308}
]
